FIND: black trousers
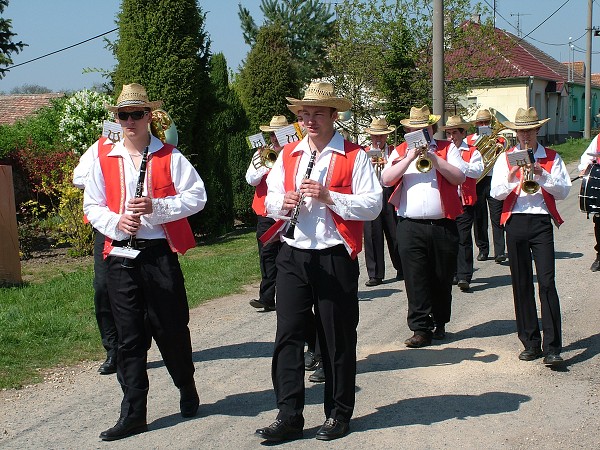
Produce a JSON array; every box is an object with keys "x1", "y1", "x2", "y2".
[
  {"x1": 93, "y1": 230, "x2": 118, "y2": 359},
  {"x1": 364, "y1": 187, "x2": 402, "y2": 279},
  {"x1": 474, "y1": 176, "x2": 506, "y2": 257},
  {"x1": 397, "y1": 218, "x2": 458, "y2": 333},
  {"x1": 272, "y1": 243, "x2": 359, "y2": 424},
  {"x1": 505, "y1": 214, "x2": 562, "y2": 354},
  {"x1": 594, "y1": 214, "x2": 600, "y2": 256},
  {"x1": 256, "y1": 216, "x2": 282, "y2": 306},
  {"x1": 456, "y1": 205, "x2": 475, "y2": 282},
  {"x1": 106, "y1": 241, "x2": 195, "y2": 420}
]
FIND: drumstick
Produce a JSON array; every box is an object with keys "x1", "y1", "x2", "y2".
[{"x1": 571, "y1": 175, "x2": 582, "y2": 182}]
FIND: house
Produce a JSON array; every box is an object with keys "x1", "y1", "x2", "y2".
[
  {"x1": 447, "y1": 21, "x2": 600, "y2": 145},
  {"x1": 0, "y1": 93, "x2": 64, "y2": 126}
]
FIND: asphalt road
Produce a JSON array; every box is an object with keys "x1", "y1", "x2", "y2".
[{"x1": 1, "y1": 162, "x2": 599, "y2": 450}]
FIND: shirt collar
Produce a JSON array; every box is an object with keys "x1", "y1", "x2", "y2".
[
  {"x1": 107, "y1": 134, "x2": 164, "y2": 157},
  {"x1": 290, "y1": 130, "x2": 345, "y2": 156}
]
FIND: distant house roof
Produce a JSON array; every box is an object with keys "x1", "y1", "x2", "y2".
[
  {"x1": 0, "y1": 93, "x2": 64, "y2": 125},
  {"x1": 446, "y1": 22, "x2": 598, "y2": 89}
]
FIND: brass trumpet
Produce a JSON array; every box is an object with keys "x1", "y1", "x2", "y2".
[
  {"x1": 416, "y1": 146, "x2": 433, "y2": 173},
  {"x1": 521, "y1": 145, "x2": 540, "y2": 194},
  {"x1": 252, "y1": 146, "x2": 278, "y2": 169}
]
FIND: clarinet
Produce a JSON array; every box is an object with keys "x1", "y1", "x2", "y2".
[
  {"x1": 284, "y1": 150, "x2": 317, "y2": 240},
  {"x1": 121, "y1": 146, "x2": 150, "y2": 268}
]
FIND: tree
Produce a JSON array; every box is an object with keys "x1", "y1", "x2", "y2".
[
  {"x1": 0, "y1": 0, "x2": 26, "y2": 80},
  {"x1": 238, "y1": 0, "x2": 335, "y2": 84},
  {"x1": 236, "y1": 24, "x2": 300, "y2": 132},
  {"x1": 10, "y1": 84, "x2": 52, "y2": 94},
  {"x1": 112, "y1": 0, "x2": 211, "y2": 156}
]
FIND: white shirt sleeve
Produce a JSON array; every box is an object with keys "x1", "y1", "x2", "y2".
[
  {"x1": 72, "y1": 141, "x2": 100, "y2": 189},
  {"x1": 245, "y1": 150, "x2": 270, "y2": 186},
  {"x1": 578, "y1": 136, "x2": 598, "y2": 172}
]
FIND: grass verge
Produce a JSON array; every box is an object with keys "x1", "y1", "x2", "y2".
[
  {"x1": 0, "y1": 229, "x2": 260, "y2": 390},
  {"x1": 553, "y1": 137, "x2": 592, "y2": 164}
]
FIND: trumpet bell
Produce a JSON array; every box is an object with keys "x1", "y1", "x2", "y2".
[
  {"x1": 416, "y1": 155, "x2": 433, "y2": 173},
  {"x1": 522, "y1": 180, "x2": 540, "y2": 194},
  {"x1": 252, "y1": 146, "x2": 278, "y2": 169}
]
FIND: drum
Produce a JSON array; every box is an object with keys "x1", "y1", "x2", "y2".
[{"x1": 579, "y1": 163, "x2": 600, "y2": 213}]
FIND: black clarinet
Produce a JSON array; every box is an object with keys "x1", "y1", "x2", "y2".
[
  {"x1": 121, "y1": 146, "x2": 150, "y2": 268},
  {"x1": 284, "y1": 150, "x2": 317, "y2": 239}
]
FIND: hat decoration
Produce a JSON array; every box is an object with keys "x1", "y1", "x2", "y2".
[{"x1": 399, "y1": 105, "x2": 441, "y2": 129}]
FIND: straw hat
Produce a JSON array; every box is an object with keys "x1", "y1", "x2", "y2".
[
  {"x1": 286, "y1": 81, "x2": 352, "y2": 113},
  {"x1": 502, "y1": 107, "x2": 550, "y2": 130},
  {"x1": 440, "y1": 115, "x2": 473, "y2": 131},
  {"x1": 107, "y1": 83, "x2": 163, "y2": 112},
  {"x1": 288, "y1": 104, "x2": 303, "y2": 116},
  {"x1": 399, "y1": 105, "x2": 441, "y2": 129},
  {"x1": 474, "y1": 109, "x2": 492, "y2": 122},
  {"x1": 364, "y1": 117, "x2": 396, "y2": 135},
  {"x1": 259, "y1": 115, "x2": 290, "y2": 132}
]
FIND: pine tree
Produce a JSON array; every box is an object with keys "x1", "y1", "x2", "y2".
[{"x1": 0, "y1": 0, "x2": 26, "y2": 79}]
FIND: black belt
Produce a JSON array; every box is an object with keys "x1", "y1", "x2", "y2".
[
  {"x1": 401, "y1": 217, "x2": 450, "y2": 226},
  {"x1": 112, "y1": 238, "x2": 167, "y2": 250}
]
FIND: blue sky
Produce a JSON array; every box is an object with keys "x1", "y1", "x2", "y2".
[{"x1": 0, "y1": 0, "x2": 598, "y2": 94}]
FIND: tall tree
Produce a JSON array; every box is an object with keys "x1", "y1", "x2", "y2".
[
  {"x1": 0, "y1": 0, "x2": 26, "y2": 79},
  {"x1": 236, "y1": 24, "x2": 300, "y2": 132},
  {"x1": 238, "y1": 0, "x2": 335, "y2": 84},
  {"x1": 112, "y1": 0, "x2": 211, "y2": 156}
]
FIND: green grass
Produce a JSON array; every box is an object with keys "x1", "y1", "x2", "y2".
[
  {"x1": 0, "y1": 229, "x2": 260, "y2": 390},
  {"x1": 553, "y1": 137, "x2": 592, "y2": 164}
]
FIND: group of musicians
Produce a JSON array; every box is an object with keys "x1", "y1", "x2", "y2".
[{"x1": 78, "y1": 81, "x2": 586, "y2": 443}]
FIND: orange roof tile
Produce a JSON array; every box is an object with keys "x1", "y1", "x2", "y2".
[{"x1": 0, "y1": 93, "x2": 64, "y2": 125}]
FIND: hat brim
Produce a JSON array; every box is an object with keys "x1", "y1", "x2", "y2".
[
  {"x1": 287, "y1": 104, "x2": 303, "y2": 115},
  {"x1": 107, "y1": 100, "x2": 163, "y2": 113},
  {"x1": 501, "y1": 117, "x2": 550, "y2": 130},
  {"x1": 440, "y1": 121, "x2": 473, "y2": 131},
  {"x1": 399, "y1": 114, "x2": 441, "y2": 129},
  {"x1": 364, "y1": 126, "x2": 396, "y2": 135},
  {"x1": 259, "y1": 125, "x2": 284, "y2": 132},
  {"x1": 285, "y1": 97, "x2": 352, "y2": 112}
]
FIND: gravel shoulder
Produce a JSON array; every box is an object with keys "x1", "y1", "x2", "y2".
[{"x1": 1, "y1": 163, "x2": 600, "y2": 450}]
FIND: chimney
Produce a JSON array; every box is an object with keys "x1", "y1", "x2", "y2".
[{"x1": 471, "y1": 13, "x2": 481, "y2": 24}]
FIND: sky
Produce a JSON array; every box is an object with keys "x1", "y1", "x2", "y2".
[{"x1": 0, "y1": 0, "x2": 599, "y2": 94}]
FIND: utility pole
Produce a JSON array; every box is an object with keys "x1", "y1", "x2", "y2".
[
  {"x1": 510, "y1": 12, "x2": 531, "y2": 38},
  {"x1": 585, "y1": 0, "x2": 593, "y2": 139},
  {"x1": 432, "y1": 0, "x2": 445, "y2": 137}
]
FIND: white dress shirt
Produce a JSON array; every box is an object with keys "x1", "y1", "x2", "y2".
[
  {"x1": 382, "y1": 139, "x2": 466, "y2": 219},
  {"x1": 73, "y1": 140, "x2": 102, "y2": 189},
  {"x1": 455, "y1": 141, "x2": 484, "y2": 201},
  {"x1": 578, "y1": 135, "x2": 599, "y2": 172},
  {"x1": 265, "y1": 131, "x2": 382, "y2": 253},
  {"x1": 83, "y1": 135, "x2": 207, "y2": 242},
  {"x1": 245, "y1": 149, "x2": 270, "y2": 186},
  {"x1": 490, "y1": 143, "x2": 571, "y2": 215}
]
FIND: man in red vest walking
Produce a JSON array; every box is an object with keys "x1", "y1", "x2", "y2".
[
  {"x1": 254, "y1": 82, "x2": 382, "y2": 442},
  {"x1": 83, "y1": 83, "x2": 207, "y2": 440},
  {"x1": 491, "y1": 107, "x2": 571, "y2": 366}
]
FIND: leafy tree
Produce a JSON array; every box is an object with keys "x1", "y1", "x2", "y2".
[
  {"x1": 237, "y1": 24, "x2": 300, "y2": 132},
  {"x1": 112, "y1": 0, "x2": 211, "y2": 156},
  {"x1": 10, "y1": 84, "x2": 52, "y2": 94},
  {"x1": 238, "y1": 0, "x2": 335, "y2": 84},
  {"x1": 0, "y1": 0, "x2": 26, "y2": 79}
]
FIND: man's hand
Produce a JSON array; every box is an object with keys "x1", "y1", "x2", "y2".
[
  {"x1": 118, "y1": 213, "x2": 142, "y2": 236},
  {"x1": 283, "y1": 190, "x2": 302, "y2": 210},
  {"x1": 126, "y1": 197, "x2": 153, "y2": 215},
  {"x1": 508, "y1": 165, "x2": 521, "y2": 183},
  {"x1": 300, "y1": 179, "x2": 333, "y2": 205}
]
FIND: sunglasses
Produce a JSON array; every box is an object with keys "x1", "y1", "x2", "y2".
[{"x1": 117, "y1": 110, "x2": 149, "y2": 121}]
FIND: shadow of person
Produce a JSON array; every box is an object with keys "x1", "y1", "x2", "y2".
[
  {"x1": 468, "y1": 274, "x2": 513, "y2": 292},
  {"x1": 351, "y1": 392, "x2": 530, "y2": 432},
  {"x1": 560, "y1": 332, "x2": 600, "y2": 368},
  {"x1": 554, "y1": 251, "x2": 584, "y2": 260},
  {"x1": 449, "y1": 319, "x2": 516, "y2": 341},
  {"x1": 358, "y1": 347, "x2": 498, "y2": 374},
  {"x1": 359, "y1": 287, "x2": 400, "y2": 302}
]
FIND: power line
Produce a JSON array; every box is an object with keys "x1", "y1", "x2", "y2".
[
  {"x1": 7, "y1": 28, "x2": 118, "y2": 70},
  {"x1": 519, "y1": 0, "x2": 572, "y2": 40}
]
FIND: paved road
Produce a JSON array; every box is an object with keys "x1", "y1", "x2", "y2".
[{"x1": 1, "y1": 163, "x2": 600, "y2": 449}]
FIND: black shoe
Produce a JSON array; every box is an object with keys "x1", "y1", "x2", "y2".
[
  {"x1": 365, "y1": 277, "x2": 382, "y2": 287},
  {"x1": 255, "y1": 418, "x2": 303, "y2": 442},
  {"x1": 494, "y1": 254, "x2": 507, "y2": 263},
  {"x1": 249, "y1": 299, "x2": 276, "y2": 311},
  {"x1": 432, "y1": 325, "x2": 446, "y2": 340},
  {"x1": 543, "y1": 353, "x2": 564, "y2": 366},
  {"x1": 98, "y1": 356, "x2": 116, "y2": 375},
  {"x1": 396, "y1": 271, "x2": 404, "y2": 281},
  {"x1": 519, "y1": 347, "x2": 543, "y2": 361},
  {"x1": 591, "y1": 258, "x2": 600, "y2": 272},
  {"x1": 404, "y1": 334, "x2": 432, "y2": 348},
  {"x1": 99, "y1": 417, "x2": 147, "y2": 441},
  {"x1": 304, "y1": 351, "x2": 318, "y2": 371},
  {"x1": 316, "y1": 418, "x2": 349, "y2": 441},
  {"x1": 457, "y1": 279, "x2": 470, "y2": 291},
  {"x1": 179, "y1": 382, "x2": 200, "y2": 418},
  {"x1": 476, "y1": 251, "x2": 488, "y2": 261},
  {"x1": 308, "y1": 364, "x2": 325, "y2": 383}
]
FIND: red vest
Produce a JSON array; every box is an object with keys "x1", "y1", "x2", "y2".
[
  {"x1": 260, "y1": 139, "x2": 364, "y2": 259},
  {"x1": 459, "y1": 146, "x2": 478, "y2": 206},
  {"x1": 98, "y1": 144, "x2": 197, "y2": 257},
  {"x1": 389, "y1": 140, "x2": 463, "y2": 219},
  {"x1": 466, "y1": 134, "x2": 477, "y2": 146},
  {"x1": 500, "y1": 147, "x2": 564, "y2": 227},
  {"x1": 251, "y1": 176, "x2": 268, "y2": 216}
]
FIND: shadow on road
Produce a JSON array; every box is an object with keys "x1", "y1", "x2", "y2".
[{"x1": 350, "y1": 392, "x2": 530, "y2": 431}]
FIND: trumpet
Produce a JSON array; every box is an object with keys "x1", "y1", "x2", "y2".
[
  {"x1": 371, "y1": 144, "x2": 387, "y2": 180},
  {"x1": 521, "y1": 146, "x2": 540, "y2": 194},
  {"x1": 252, "y1": 145, "x2": 278, "y2": 169},
  {"x1": 415, "y1": 146, "x2": 433, "y2": 173}
]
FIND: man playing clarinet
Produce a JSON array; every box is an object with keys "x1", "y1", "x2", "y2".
[
  {"x1": 83, "y1": 83, "x2": 207, "y2": 441},
  {"x1": 254, "y1": 82, "x2": 382, "y2": 442}
]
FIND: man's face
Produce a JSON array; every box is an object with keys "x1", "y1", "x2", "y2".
[
  {"x1": 116, "y1": 107, "x2": 151, "y2": 138},
  {"x1": 447, "y1": 128, "x2": 467, "y2": 147},
  {"x1": 269, "y1": 132, "x2": 282, "y2": 151},
  {"x1": 475, "y1": 120, "x2": 491, "y2": 128},
  {"x1": 299, "y1": 106, "x2": 336, "y2": 140},
  {"x1": 516, "y1": 127, "x2": 539, "y2": 148},
  {"x1": 370, "y1": 133, "x2": 387, "y2": 149}
]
